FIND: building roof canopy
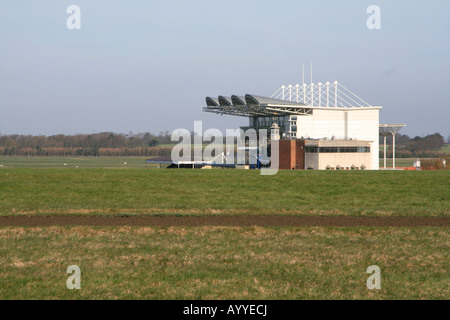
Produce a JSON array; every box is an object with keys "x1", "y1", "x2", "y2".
[
  {"x1": 245, "y1": 94, "x2": 305, "y2": 107},
  {"x1": 205, "y1": 97, "x2": 219, "y2": 107},
  {"x1": 379, "y1": 124, "x2": 406, "y2": 136},
  {"x1": 218, "y1": 96, "x2": 232, "y2": 106},
  {"x1": 204, "y1": 93, "x2": 380, "y2": 117},
  {"x1": 231, "y1": 95, "x2": 246, "y2": 106}
]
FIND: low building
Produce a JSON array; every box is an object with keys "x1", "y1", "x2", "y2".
[
  {"x1": 277, "y1": 138, "x2": 371, "y2": 170},
  {"x1": 304, "y1": 139, "x2": 371, "y2": 170}
]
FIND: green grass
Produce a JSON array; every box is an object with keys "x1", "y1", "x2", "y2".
[
  {"x1": 0, "y1": 155, "x2": 435, "y2": 169},
  {"x1": 0, "y1": 156, "x2": 156, "y2": 169},
  {"x1": 379, "y1": 158, "x2": 416, "y2": 167},
  {"x1": 0, "y1": 169, "x2": 448, "y2": 217},
  {"x1": 0, "y1": 164, "x2": 448, "y2": 300},
  {"x1": 0, "y1": 226, "x2": 447, "y2": 299}
]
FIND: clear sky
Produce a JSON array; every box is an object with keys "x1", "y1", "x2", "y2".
[{"x1": 1, "y1": 0, "x2": 449, "y2": 139}]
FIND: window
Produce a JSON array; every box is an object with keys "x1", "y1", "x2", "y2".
[
  {"x1": 305, "y1": 147, "x2": 319, "y2": 153},
  {"x1": 305, "y1": 146, "x2": 370, "y2": 153}
]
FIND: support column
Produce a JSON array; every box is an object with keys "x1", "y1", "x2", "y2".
[
  {"x1": 383, "y1": 135, "x2": 386, "y2": 169},
  {"x1": 318, "y1": 82, "x2": 322, "y2": 107},
  {"x1": 334, "y1": 81, "x2": 338, "y2": 107},
  {"x1": 392, "y1": 133, "x2": 396, "y2": 169}
]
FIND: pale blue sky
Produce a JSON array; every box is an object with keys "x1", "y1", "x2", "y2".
[{"x1": 1, "y1": 0, "x2": 449, "y2": 138}]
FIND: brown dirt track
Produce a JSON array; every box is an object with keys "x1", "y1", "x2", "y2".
[{"x1": 0, "y1": 215, "x2": 449, "y2": 227}]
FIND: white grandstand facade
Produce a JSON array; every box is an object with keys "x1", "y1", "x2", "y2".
[{"x1": 204, "y1": 81, "x2": 382, "y2": 170}]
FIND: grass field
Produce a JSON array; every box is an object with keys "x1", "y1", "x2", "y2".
[
  {"x1": 0, "y1": 155, "x2": 428, "y2": 169},
  {"x1": 0, "y1": 169, "x2": 448, "y2": 217},
  {"x1": 379, "y1": 158, "x2": 416, "y2": 167},
  {"x1": 0, "y1": 226, "x2": 448, "y2": 299},
  {"x1": 0, "y1": 159, "x2": 448, "y2": 299},
  {"x1": 0, "y1": 156, "x2": 154, "y2": 169}
]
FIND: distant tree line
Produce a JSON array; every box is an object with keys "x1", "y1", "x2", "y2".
[
  {"x1": 379, "y1": 133, "x2": 447, "y2": 158},
  {"x1": 0, "y1": 131, "x2": 174, "y2": 157},
  {"x1": 0, "y1": 131, "x2": 447, "y2": 158}
]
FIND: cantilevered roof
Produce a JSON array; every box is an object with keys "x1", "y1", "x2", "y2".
[
  {"x1": 205, "y1": 97, "x2": 219, "y2": 107},
  {"x1": 205, "y1": 81, "x2": 382, "y2": 117},
  {"x1": 203, "y1": 94, "x2": 313, "y2": 117},
  {"x1": 218, "y1": 96, "x2": 233, "y2": 106},
  {"x1": 245, "y1": 94, "x2": 304, "y2": 107},
  {"x1": 379, "y1": 124, "x2": 406, "y2": 136},
  {"x1": 231, "y1": 95, "x2": 247, "y2": 106}
]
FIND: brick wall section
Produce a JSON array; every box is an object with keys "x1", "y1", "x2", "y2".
[
  {"x1": 278, "y1": 140, "x2": 305, "y2": 170},
  {"x1": 295, "y1": 139, "x2": 305, "y2": 169},
  {"x1": 279, "y1": 140, "x2": 292, "y2": 170}
]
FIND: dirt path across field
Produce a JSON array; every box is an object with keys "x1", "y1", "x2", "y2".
[{"x1": 0, "y1": 215, "x2": 448, "y2": 227}]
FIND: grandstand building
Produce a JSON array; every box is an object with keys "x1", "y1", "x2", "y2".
[{"x1": 204, "y1": 81, "x2": 382, "y2": 170}]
